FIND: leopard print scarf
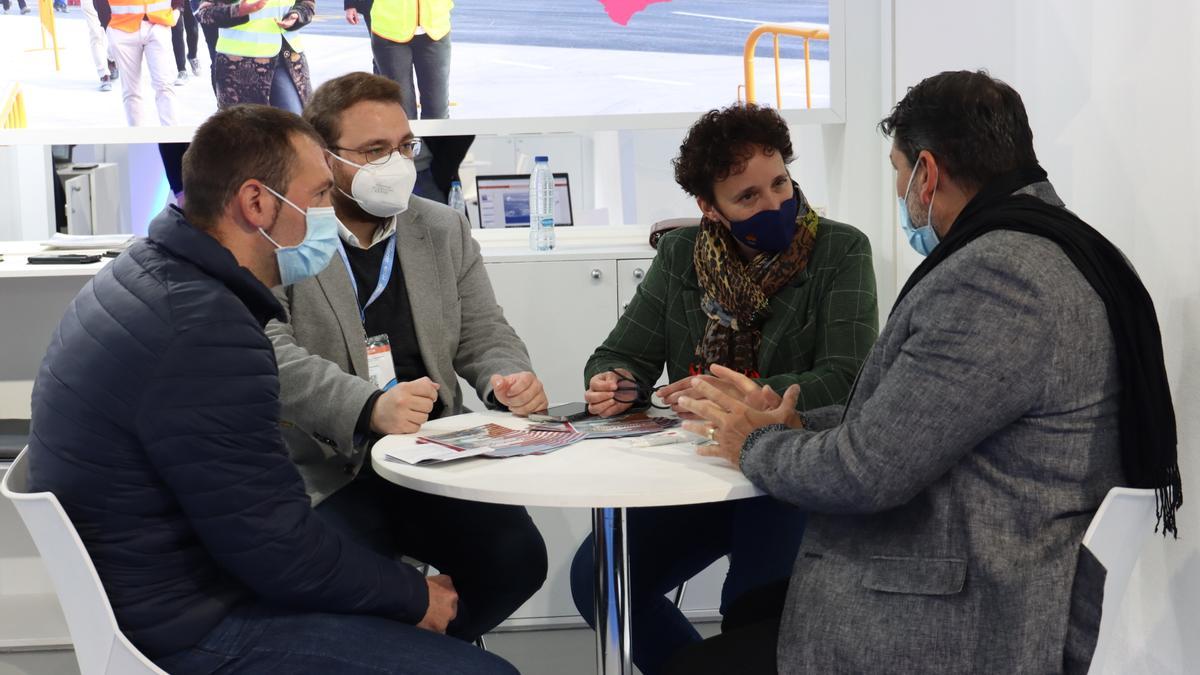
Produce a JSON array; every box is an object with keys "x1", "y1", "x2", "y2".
[{"x1": 691, "y1": 203, "x2": 819, "y2": 377}]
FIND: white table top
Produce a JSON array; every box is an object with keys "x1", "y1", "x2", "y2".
[
  {"x1": 0, "y1": 242, "x2": 112, "y2": 279},
  {"x1": 370, "y1": 411, "x2": 763, "y2": 509}
]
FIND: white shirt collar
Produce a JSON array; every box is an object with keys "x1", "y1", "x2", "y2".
[{"x1": 337, "y1": 215, "x2": 397, "y2": 250}]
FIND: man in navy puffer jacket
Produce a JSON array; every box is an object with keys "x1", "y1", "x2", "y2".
[{"x1": 25, "y1": 105, "x2": 517, "y2": 675}]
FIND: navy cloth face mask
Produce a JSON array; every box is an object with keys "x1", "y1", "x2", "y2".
[{"x1": 724, "y1": 195, "x2": 800, "y2": 254}]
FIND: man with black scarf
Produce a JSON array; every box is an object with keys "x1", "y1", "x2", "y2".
[{"x1": 666, "y1": 70, "x2": 1181, "y2": 675}]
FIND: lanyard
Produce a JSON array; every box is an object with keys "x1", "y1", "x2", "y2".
[{"x1": 336, "y1": 233, "x2": 397, "y2": 324}]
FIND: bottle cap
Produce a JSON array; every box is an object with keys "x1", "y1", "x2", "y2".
[{"x1": 534, "y1": 156, "x2": 549, "y2": 162}]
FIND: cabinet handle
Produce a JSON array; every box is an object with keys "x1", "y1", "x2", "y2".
[
  {"x1": 591, "y1": 269, "x2": 602, "y2": 280},
  {"x1": 633, "y1": 268, "x2": 645, "y2": 280}
]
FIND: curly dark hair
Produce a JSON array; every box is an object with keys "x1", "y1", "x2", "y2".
[
  {"x1": 879, "y1": 70, "x2": 1037, "y2": 189},
  {"x1": 673, "y1": 103, "x2": 794, "y2": 205}
]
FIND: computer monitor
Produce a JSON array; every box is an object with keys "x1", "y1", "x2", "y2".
[{"x1": 475, "y1": 173, "x2": 573, "y2": 229}]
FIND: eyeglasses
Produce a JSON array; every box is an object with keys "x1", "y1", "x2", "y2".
[
  {"x1": 609, "y1": 371, "x2": 671, "y2": 410},
  {"x1": 334, "y1": 138, "x2": 423, "y2": 165}
]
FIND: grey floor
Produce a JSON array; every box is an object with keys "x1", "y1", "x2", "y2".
[{"x1": 488, "y1": 623, "x2": 721, "y2": 675}]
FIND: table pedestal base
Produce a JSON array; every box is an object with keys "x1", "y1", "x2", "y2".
[{"x1": 592, "y1": 507, "x2": 631, "y2": 675}]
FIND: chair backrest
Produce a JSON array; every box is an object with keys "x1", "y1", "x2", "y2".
[
  {"x1": 0, "y1": 449, "x2": 166, "y2": 675},
  {"x1": 1080, "y1": 486, "x2": 1158, "y2": 674}
]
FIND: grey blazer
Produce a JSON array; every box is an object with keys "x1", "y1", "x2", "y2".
[
  {"x1": 743, "y1": 183, "x2": 1124, "y2": 673},
  {"x1": 265, "y1": 197, "x2": 532, "y2": 504}
]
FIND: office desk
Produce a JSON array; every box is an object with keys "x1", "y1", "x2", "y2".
[{"x1": 371, "y1": 411, "x2": 762, "y2": 675}]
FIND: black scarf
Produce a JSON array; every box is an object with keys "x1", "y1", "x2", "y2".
[{"x1": 894, "y1": 165, "x2": 1181, "y2": 537}]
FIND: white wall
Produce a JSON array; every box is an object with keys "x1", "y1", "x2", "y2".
[
  {"x1": 0, "y1": 145, "x2": 54, "y2": 241},
  {"x1": 893, "y1": 1, "x2": 1200, "y2": 671}
]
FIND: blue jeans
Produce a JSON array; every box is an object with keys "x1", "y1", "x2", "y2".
[
  {"x1": 315, "y1": 466, "x2": 547, "y2": 642},
  {"x1": 155, "y1": 603, "x2": 518, "y2": 675},
  {"x1": 269, "y1": 53, "x2": 303, "y2": 114},
  {"x1": 570, "y1": 496, "x2": 806, "y2": 675},
  {"x1": 371, "y1": 32, "x2": 451, "y2": 120}
]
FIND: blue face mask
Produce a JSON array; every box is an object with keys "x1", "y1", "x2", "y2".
[
  {"x1": 259, "y1": 185, "x2": 341, "y2": 286},
  {"x1": 899, "y1": 162, "x2": 939, "y2": 256},
  {"x1": 723, "y1": 194, "x2": 800, "y2": 254}
]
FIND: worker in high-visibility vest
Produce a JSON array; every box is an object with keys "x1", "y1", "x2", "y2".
[
  {"x1": 98, "y1": 0, "x2": 179, "y2": 126},
  {"x1": 345, "y1": 0, "x2": 453, "y2": 120},
  {"x1": 196, "y1": 0, "x2": 315, "y2": 113},
  {"x1": 81, "y1": 0, "x2": 120, "y2": 92}
]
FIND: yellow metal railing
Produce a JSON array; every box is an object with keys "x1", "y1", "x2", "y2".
[
  {"x1": 2, "y1": 83, "x2": 27, "y2": 129},
  {"x1": 742, "y1": 24, "x2": 829, "y2": 109},
  {"x1": 35, "y1": 0, "x2": 62, "y2": 71}
]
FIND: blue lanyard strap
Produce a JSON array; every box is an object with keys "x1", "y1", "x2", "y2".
[{"x1": 336, "y1": 233, "x2": 397, "y2": 324}]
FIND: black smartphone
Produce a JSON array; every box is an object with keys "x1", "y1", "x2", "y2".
[
  {"x1": 27, "y1": 254, "x2": 103, "y2": 265},
  {"x1": 528, "y1": 401, "x2": 591, "y2": 423}
]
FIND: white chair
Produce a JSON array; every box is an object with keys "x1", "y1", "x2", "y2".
[
  {"x1": 1080, "y1": 486, "x2": 1158, "y2": 674},
  {"x1": 0, "y1": 448, "x2": 166, "y2": 675}
]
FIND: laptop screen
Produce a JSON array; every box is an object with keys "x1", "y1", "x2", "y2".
[{"x1": 475, "y1": 173, "x2": 573, "y2": 229}]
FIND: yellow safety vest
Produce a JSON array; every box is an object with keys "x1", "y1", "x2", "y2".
[
  {"x1": 372, "y1": 0, "x2": 453, "y2": 44},
  {"x1": 216, "y1": 0, "x2": 305, "y2": 58},
  {"x1": 108, "y1": 0, "x2": 176, "y2": 33}
]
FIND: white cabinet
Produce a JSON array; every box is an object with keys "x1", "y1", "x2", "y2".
[
  {"x1": 55, "y1": 163, "x2": 121, "y2": 236},
  {"x1": 485, "y1": 259, "x2": 618, "y2": 407},
  {"x1": 616, "y1": 259, "x2": 653, "y2": 317}
]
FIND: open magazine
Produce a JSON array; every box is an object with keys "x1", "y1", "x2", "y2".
[{"x1": 382, "y1": 423, "x2": 587, "y2": 465}]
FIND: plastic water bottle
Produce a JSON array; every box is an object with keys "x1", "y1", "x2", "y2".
[
  {"x1": 447, "y1": 180, "x2": 467, "y2": 220},
  {"x1": 529, "y1": 156, "x2": 556, "y2": 251}
]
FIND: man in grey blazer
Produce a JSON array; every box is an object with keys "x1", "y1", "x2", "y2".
[
  {"x1": 670, "y1": 71, "x2": 1180, "y2": 674},
  {"x1": 265, "y1": 73, "x2": 548, "y2": 643}
]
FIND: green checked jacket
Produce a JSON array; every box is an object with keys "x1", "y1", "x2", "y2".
[{"x1": 585, "y1": 219, "x2": 879, "y2": 411}]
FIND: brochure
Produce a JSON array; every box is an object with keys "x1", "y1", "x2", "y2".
[
  {"x1": 528, "y1": 412, "x2": 680, "y2": 439},
  {"x1": 382, "y1": 423, "x2": 587, "y2": 465}
]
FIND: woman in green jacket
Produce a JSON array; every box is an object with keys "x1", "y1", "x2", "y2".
[{"x1": 570, "y1": 104, "x2": 879, "y2": 675}]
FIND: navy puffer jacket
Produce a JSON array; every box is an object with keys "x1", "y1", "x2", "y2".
[{"x1": 27, "y1": 207, "x2": 428, "y2": 659}]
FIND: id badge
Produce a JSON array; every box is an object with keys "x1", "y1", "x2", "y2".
[{"x1": 365, "y1": 334, "x2": 396, "y2": 389}]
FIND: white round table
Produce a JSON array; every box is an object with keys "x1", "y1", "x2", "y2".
[{"x1": 371, "y1": 411, "x2": 762, "y2": 675}]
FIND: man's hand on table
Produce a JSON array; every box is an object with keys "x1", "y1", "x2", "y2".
[
  {"x1": 417, "y1": 574, "x2": 458, "y2": 633},
  {"x1": 370, "y1": 377, "x2": 440, "y2": 435},
  {"x1": 490, "y1": 371, "x2": 548, "y2": 416}
]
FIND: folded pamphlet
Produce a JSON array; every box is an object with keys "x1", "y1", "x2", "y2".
[{"x1": 382, "y1": 423, "x2": 587, "y2": 465}]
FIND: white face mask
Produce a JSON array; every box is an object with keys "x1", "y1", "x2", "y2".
[{"x1": 328, "y1": 150, "x2": 417, "y2": 218}]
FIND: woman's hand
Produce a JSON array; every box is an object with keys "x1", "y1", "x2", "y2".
[
  {"x1": 679, "y1": 365, "x2": 803, "y2": 468},
  {"x1": 236, "y1": 0, "x2": 266, "y2": 16},
  {"x1": 584, "y1": 368, "x2": 635, "y2": 417},
  {"x1": 656, "y1": 373, "x2": 743, "y2": 419}
]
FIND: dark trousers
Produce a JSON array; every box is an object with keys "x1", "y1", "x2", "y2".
[
  {"x1": 197, "y1": 14, "x2": 218, "y2": 92},
  {"x1": 665, "y1": 580, "x2": 788, "y2": 675},
  {"x1": 1, "y1": 0, "x2": 29, "y2": 9},
  {"x1": 371, "y1": 32, "x2": 451, "y2": 120},
  {"x1": 315, "y1": 465, "x2": 548, "y2": 641},
  {"x1": 268, "y1": 54, "x2": 304, "y2": 114},
  {"x1": 156, "y1": 603, "x2": 519, "y2": 675},
  {"x1": 569, "y1": 496, "x2": 805, "y2": 675},
  {"x1": 170, "y1": 0, "x2": 198, "y2": 70}
]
